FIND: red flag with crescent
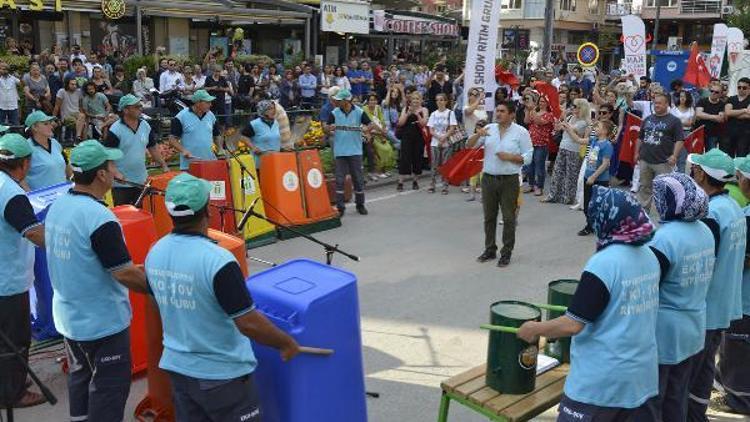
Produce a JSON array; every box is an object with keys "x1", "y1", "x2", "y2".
[
  {"x1": 619, "y1": 112, "x2": 643, "y2": 165},
  {"x1": 438, "y1": 148, "x2": 485, "y2": 186},
  {"x1": 532, "y1": 81, "x2": 561, "y2": 119},
  {"x1": 684, "y1": 125, "x2": 705, "y2": 154},
  {"x1": 683, "y1": 42, "x2": 712, "y2": 88}
]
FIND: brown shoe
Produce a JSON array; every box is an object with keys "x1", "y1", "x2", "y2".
[{"x1": 15, "y1": 390, "x2": 46, "y2": 408}]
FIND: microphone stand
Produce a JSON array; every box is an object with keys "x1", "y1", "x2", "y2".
[{"x1": 0, "y1": 329, "x2": 58, "y2": 422}]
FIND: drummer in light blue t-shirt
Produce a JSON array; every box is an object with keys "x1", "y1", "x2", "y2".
[
  {"x1": 518, "y1": 187, "x2": 661, "y2": 421},
  {"x1": 168, "y1": 90, "x2": 221, "y2": 170},
  {"x1": 686, "y1": 149, "x2": 746, "y2": 421},
  {"x1": 145, "y1": 173, "x2": 299, "y2": 421},
  {"x1": 24, "y1": 110, "x2": 71, "y2": 191},
  {"x1": 647, "y1": 172, "x2": 717, "y2": 422}
]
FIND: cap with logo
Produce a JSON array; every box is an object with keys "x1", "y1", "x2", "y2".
[
  {"x1": 69, "y1": 140, "x2": 123, "y2": 173},
  {"x1": 734, "y1": 156, "x2": 750, "y2": 179},
  {"x1": 118, "y1": 94, "x2": 142, "y2": 111},
  {"x1": 24, "y1": 110, "x2": 56, "y2": 129},
  {"x1": 165, "y1": 173, "x2": 213, "y2": 216},
  {"x1": 0, "y1": 133, "x2": 33, "y2": 160},
  {"x1": 687, "y1": 148, "x2": 736, "y2": 182},
  {"x1": 191, "y1": 89, "x2": 216, "y2": 103},
  {"x1": 333, "y1": 88, "x2": 353, "y2": 101}
]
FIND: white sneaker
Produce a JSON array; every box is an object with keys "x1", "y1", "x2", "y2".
[{"x1": 570, "y1": 203, "x2": 582, "y2": 211}]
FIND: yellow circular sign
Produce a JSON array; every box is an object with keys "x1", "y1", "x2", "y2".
[
  {"x1": 577, "y1": 42, "x2": 600, "y2": 67},
  {"x1": 101, "y1": 0, "x2": 126, "y2": 20}
]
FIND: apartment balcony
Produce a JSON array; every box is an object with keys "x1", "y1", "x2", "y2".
[
  {"x1": 605, "y1": 2, "x2": 642, "y2": 17},
  {"x1": 679, "y1": 0, "x2": 721, "y2": 13}
]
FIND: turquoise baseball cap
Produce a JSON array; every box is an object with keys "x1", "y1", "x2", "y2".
[
  {"x1": 688, "y1": 148, "x2": 736, "y2": 182},
  {"x1": 165, "y1": 173, "x2": 213, "y2": 216},
  {"x1": 0, "y1": 125, "x2": 9, "y2": 133},
  {"x1": 735, "y1": 156, "x2": 750, "y2": 179},
  {"x1": 69, "y1": 140, "x2": 123, "y2": 173},
  {"x1": 333, "y1": 88, "x2": 352, "y2": 101},
  {"x1": 118, "y1": 94, "x2": 142, "y2": 111},
  {"x1": 191, "y1": 89, "x2": 216, "y2": 103},
  {"x1": 24, "y1": 110, "x2": 55, "y2": 128},
  {"x1": 0, "y1": 133, "x2": 33, "y2": 160}
]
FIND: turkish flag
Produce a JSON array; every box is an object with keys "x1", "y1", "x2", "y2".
[
  {"x1": 495, "y1": 65, "x2": 520, "y2": 89},
  {"x1": 619, "y1": 112, "x2": 643, "y2": 165},
  {"x1": 439, "y1": 148, "x2": 484, "y2": 186},
  {"x1": 684, "y1": 125, "x2": 705, "y2": 154},
  {"x1": 532, "y1": 81, "x2": 561, "y2": 119},
  {"x1": 683, "y1": 42, "x2": 712, "y2": 88}
]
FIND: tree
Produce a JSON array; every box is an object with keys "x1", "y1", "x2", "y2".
[{"x1": 727, "y1": 0, "x2": 750, "y2": 37}]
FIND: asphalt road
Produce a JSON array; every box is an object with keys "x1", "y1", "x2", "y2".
[{"x1": 15, "y1": 181, "x2": 744, "y2": 421}]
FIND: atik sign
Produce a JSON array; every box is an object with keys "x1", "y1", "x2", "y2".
[
  {"x1": 0, "y1": 0, "x2": 63, "y2": 11},
  {"x1": 373, "y1": 11, "x2": 459, "y2": 37}
]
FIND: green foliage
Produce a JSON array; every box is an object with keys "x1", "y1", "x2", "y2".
[
  {"x1": 597, "y1": 29, "x2": 619, "y2": 50},
  {"x1": 424, "y1": 50, "x2": 465, "y2": 75},
  {"x1": 320, "y1": 147, "x2": 334, "y2": 175},
  {"x1": 728, "y1": 2, "x2": 750, "y2": 39},
  {"x1": 0, "y1": 55, "x2": 30, "y2": 74},
  {"x1": 284, "y1": 51, "x2": 305, "y2": 68},
  {"x1": 235, "y1": 54, "x2": 275, "y2": 67},
  {"x1": 122, "y1": 55, "x2": 156, "y2": 79}
]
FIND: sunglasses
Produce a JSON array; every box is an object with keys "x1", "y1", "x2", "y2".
[
  {"x1": 711, "y1": 90, "x2": 721, "y2": 94},
  {"x1": 599, "y1": 110, "x2": 610, "y2": 114},
  {"x1": 739, "y1": 86, "x2": 750, "y2": 90}
]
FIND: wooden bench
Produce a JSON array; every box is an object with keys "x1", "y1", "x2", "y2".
[{"x1": 437, "y1": 363, "x2": 569, "y2": 422}]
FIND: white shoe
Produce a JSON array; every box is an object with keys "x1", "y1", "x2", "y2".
[
  {"x1": 570, "y1": 203, "x2": 582, "y2": 211},
  {"x1": 379, "y1": 173, "x2": 388, "y2": 179}
]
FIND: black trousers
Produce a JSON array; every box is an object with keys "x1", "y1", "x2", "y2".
[
  {"x1": 717, "y1": 315, "x2": 750, "y2": 414},
  {"x1": 557, "y1": 394, "x2": 659, "y2": 422},
  {"x1": 657, "y1": 357, "x2": 694, "y2": 422},
  {"x1": 583, "y1": 180, "x2": 610, "y2": 229},
  {"x1": 168, "y1": 371, "x2": 261, "y2": 422},
  {"x1": 64, "y1": 328, "x2": 132, "y2": 422},
  {"x1": 0, "y1": 292, "x2": 30, "y2": 407},
  {"x1": 398, "y1": 135, "x2": 423, "y2": 176},
  {"x1": 112, "y1": 187, "x2": 142, "y2": 207},
  {"x1": 687, "y1": 329, "x2": 724, "y2": 421}
]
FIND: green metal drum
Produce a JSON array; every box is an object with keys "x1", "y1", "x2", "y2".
[
  {"x1": 486, "y1": 301, "x2": 542, "y2": 394},
  {"x1": 544, "y1": 279, "x2": 579, "y2": 363}
]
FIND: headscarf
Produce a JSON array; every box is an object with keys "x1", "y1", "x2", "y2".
[
  {"x1": 588, "y1": 185, "x2": 654, "y2": 251},
  {"x1": 652, "y1": 172, "x2": 709, "y2": 223},
  {"x1": 257, "y1": 100, "x2": 274, "y2": 119}
]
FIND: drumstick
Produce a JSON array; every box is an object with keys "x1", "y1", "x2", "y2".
[
  {"x1": 480, "y1": 324, "x2": 519, "y2": 334},
  {"x1": 299, "y1": 346, "x2": 335, "y2": 356},
  {"x1": 532, "y1": 303, "x2": 568, "y2": 312}
]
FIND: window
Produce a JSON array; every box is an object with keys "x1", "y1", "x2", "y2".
[
  {"x1": 646, "y1": 0, "x2": 677, "y2": 7},
  {"x1": 588, "y1": 0, "x2": 599, "y2": 14},
  {"x1": 560, "y1": 0, "x2": 576, "y2": 11},
  {"x1": 502, "y1": 0, "x2": 523, "y2": 9}
]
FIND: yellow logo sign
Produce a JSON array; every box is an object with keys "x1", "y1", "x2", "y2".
[
  {"x1": 101, "y1": 0, "x2": 126, "y2": 20},
  {"x1": 326, "y1": 13, "x2": 334, "y2": 25}
]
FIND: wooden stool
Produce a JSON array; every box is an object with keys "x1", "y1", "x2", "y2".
[{"x1": 437, "y1": 363, "x2": 569, "y2": 422}]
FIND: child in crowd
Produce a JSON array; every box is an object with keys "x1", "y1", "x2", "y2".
[
  {"x1": 427, "y1": 93, "x2": 457, "y2": 194},
  {"x1": 578, "y1": 120, "x2": 615, "y2": 236}
]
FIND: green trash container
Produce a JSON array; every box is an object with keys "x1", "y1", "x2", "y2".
[
  {"x1": 486, "y1": 301, "x2": 542, "y2": 394},
  {"x1": 544, "y1": 279, "x2": 579, "y2": 363}
]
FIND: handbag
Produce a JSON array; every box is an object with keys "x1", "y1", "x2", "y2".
[{"x1": 449, "y1": 126, "x2": 467, "y2": 145}]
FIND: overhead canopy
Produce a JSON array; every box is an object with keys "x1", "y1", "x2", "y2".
[{"x1": 127, "y1": 0, "x2": 311, "y2": 22}]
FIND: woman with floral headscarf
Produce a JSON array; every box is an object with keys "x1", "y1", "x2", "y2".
[
  {"x1": 646, "y1": 172, "x2": 717, "y2": 422},
  {"x1": 241, "y1": 100, "x2": 281, "y2": 168},
  {"x1": 518, "y1": 186, "x2": 661, "y2": 421}
]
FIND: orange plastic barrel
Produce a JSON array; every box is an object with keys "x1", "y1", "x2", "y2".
[
  {"x1": 297, "y1": 149, "x2": 337, "y2": 221},
  {"x1": 135, "y1": 230, "x2": 248, "y2": 422},
  {"x1": 189, "y1": 160, "x2": 237, "y2": 234},
  {"x1": 259, "y1": 152, "x2": 308, "y2": 226},
  {"x1": 112, "y1": 205, "x2": 158, "y2": 375},
  {"x1": 142, "y1": 171, "x2": 181, "y2": 239}
]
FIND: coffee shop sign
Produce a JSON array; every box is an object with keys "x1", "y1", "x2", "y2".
[
  {"x1": 0, "y1": 0, "x2": 63, "y2": 12},
  {"x1": 374, "y1": 16, "x2": 459, "y2": 37}
]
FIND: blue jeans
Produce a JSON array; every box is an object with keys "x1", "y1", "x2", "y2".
[
  {"x1": 0, "y1": 109, "x2": 19, "y2": 126},
  {"x1": 524, "y1": 146, "x2": 548, "y2": 189}
]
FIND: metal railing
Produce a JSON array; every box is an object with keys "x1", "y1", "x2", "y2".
[
  {"x1": 679, "y1": 0, "x2": 721, "y2": 13},
  {"x1": 605, "y1": 2, "x2": 642, "y2": 16}
]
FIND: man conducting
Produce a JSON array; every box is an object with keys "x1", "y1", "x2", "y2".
[
  {"x1": 105, "y1": 94, "x2": 170, "y2": 205},
  {"x1": 45, "y1": 140, "x2": 149, "y2": 422},
  {"x1": 467, "y1": 100, "x2": 532, "y2": 268},
  {"x1": 145, "y1": 173, "x2": 300, "y2": 421},
  {"x1": 169, "y1": 89, "x2": 221, "y2": 170},
  {"x1": 686, "y1": 148, "x2": 746, "y2": 421},
  {"x1": 0, "y1": 134, "x2": 46, "y2": 409}
]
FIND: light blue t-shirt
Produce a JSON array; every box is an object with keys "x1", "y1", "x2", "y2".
[
  {"x1": 175, "y1": 108, "x2": 217, "y2": 170},
  {"x1": 584, "y1": 138, "x2": 613, "y2": 182},
  {"x1": 26, "y1": 137, "x2": 67, "y2": 191},
  {"x1": 565, "y1": 244, "x2": 661, "y2": 408},
  {"x1": 331, "y1": 106, "x2": 366, "y2": 157},
  {"x1": 145, "y1": 233, "x2": 257, "y2": 380},
  {"x1": 249, "y1": 117, "x2": 280, "y2": 168},
  {"x1": 109, "y1": 119, "x2": 153, "y2": 186},
  {"x1": 706, "y1": 193, "x2": 746, "y2": 329},
  {"x1": 743, "y1": 206, "x2": 750, "y2": 316},
  {"x1": 46, "y1": 192, "x2": 132, "y2": 341},
  {"x1": 649, "y1": 221, "x2": 716, "y2": 364},
  {"x1": 0, "y1": 171, "x2": 36, "y2": 296}
]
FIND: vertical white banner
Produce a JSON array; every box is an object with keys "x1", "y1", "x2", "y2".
[
  {"x1": 727, "y1": 27, "x2": 745, "y2": 70},
  {"x1": 463, "y1": 0, "x2": 501, "y2": 112},
  {"x1": 620, "y1": 15, "x2": 647, "y2": 78},
  {"x1": 709, "y1": 24, "x2": 728, "y2": 78}
]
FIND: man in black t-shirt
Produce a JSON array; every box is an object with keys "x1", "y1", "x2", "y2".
[
  {"x1": 203, "y1": 65, "x2": 233, "y2": 128},
  {"x1": 724, "y1": 77, "x2": 750, "y2": 157},
  {"x1": 695, "y1": 82, "x2": 726, "y2": 151}
]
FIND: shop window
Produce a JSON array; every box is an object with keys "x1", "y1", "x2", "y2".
[
  {"x1": 502, "y1": 0, "x2": 523, "y2": 9},
  {"x1": 560, "y1": 0, "x2": 577, "y2": 11},
  {"x1": 646, "y1": 0, "x2": 677, "y2": 7}
]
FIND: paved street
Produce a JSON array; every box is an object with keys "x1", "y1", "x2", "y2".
[{"x1": 16, "y1": 182, "x2": 745, "y2": 421}]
